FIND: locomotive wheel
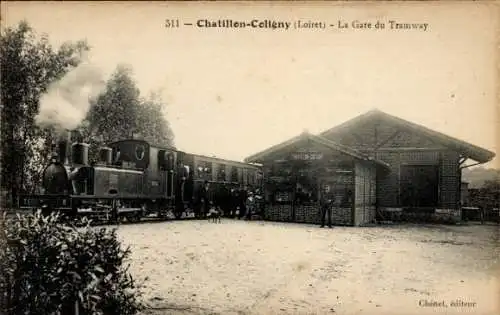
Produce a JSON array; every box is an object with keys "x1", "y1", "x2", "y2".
[
  {"x1": 174, "y1": 210, "x2": 183, "y2": 219},
  {"x1": 157, "y1": 209, "x2": 169, "y2": 221},
  {"x1": 174, "y1": 203, "x2": 184, "y2": 219},
  {"x1": 126, "y1": 213, "x2": 141, "y2": 223}
]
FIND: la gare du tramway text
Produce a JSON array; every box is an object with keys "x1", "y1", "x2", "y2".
[{"x1": 165, "y1": 19, "x2": 429, "y2": 31}]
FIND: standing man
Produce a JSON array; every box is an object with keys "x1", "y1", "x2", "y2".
[
  {"x1": 319, "y1": 184, "x2": 333, "y2": 228},
  {"x1": 218, "y1": 184, "x2": 228, "y2": 217},
  {"x1": 198, "y1": 180, "x2": 211, "y2": 218},
  {"x1": 238, "y1": 185, "x2": 248, "y2": 220},
  {"x1": 246, "y1": 191, "x2": 255, "y2": 220},
  {"x1": 230, "y1": 186, "x2": 239, "y2": 218},
  {"x1": 111, "y1": 199, "x2": 120, "y2": 225}
]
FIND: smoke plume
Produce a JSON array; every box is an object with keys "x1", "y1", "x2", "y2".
[{"x1": 36, "y1": 61, "x2": 107, "y2": 133}]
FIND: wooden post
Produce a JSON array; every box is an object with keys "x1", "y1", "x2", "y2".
[
  {"x1": 351, "y1": 162, "x2": 356, "y2": 226},
  {"x1": 480, "y1": 197, "x2": 485, "y2": 225}
]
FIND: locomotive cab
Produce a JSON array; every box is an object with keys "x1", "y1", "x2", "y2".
[{"x1": 108, "y1": 140, "x2": 150, "y2": 170}]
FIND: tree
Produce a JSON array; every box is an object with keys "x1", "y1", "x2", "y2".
[
  {"x1": 480, "y1": 179, "x2": 500, "y2": 210},
  {"x1": 82, "y1": 65, "x2": 175, "y2": 160},
  {"x1": 85, "y1": 64, "x2": 141, "y2": 144},
  {"x1": 462, "y1": 167, "x2": 500, "y2": 189},
  {"x1": 0, "y1": 21, "x2": 89, "y2": 203},
  {"x1": 137, "y1": 92, "x2": 175, "y2": 147}
]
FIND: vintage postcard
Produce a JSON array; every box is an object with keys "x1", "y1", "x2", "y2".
[{"x1": 1, "y1": 1, "x2": 499, "y2": 315}]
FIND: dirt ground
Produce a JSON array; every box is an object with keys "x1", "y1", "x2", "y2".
[{"x1": 114, "y1": 219, "x2": 500, "y2": 315}]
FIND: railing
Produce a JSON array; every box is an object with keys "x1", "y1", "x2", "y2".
[{"x1": 18, "y1": 194, "x2": 72, "y2": 209}]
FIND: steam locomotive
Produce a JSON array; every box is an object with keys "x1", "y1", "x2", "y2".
[{"x1": 19, "y1": 131, "x2": 263, "y2": 223}]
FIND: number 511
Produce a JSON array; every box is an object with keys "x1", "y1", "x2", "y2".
[{"x1": 165, "y1": 19, "x2": 180, "y2": 28}]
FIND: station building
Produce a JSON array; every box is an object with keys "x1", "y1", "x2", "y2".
[{"x1": 244, "y1": 109, "x2": 495, "y2": 225}]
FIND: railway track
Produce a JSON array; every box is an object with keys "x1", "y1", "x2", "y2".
[{"x1": 1, "y1": 208, "x2": 209, "y2": 226}]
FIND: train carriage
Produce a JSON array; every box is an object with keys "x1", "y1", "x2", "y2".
[{"x1": 175, "y1": 153, "x2": 263, "y2": 218}]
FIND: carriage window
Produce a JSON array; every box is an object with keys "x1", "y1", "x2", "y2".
[
  {"x1": 217, "y1": 164, "x2": 226, "y2": 181},
  {"x1": 230, "y1": 167, "x2": 238, "y2": 182},
  {"x1": 196, "y1": 160, "x2": 212, "y2": 179},
  {"x1": 196, "y1": 165, "x2": 203, "y2": 178},
  {"x1": 247, "y1": 170, "x2": 253, "y2": 185},
  {"x1": 239, "y1": 168, "x2": 245, "y2": 183},
  {"x1": 256, "y1": 170, "x2": 263, "y2": 186}
]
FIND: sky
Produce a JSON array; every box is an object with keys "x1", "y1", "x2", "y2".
[{"x1": 2, "y1": 1, "x2": 499, "y2": 168}]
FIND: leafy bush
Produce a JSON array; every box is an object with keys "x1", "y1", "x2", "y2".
[{"x1": 0, "y1": 210, "x2": 145, "y2": 315}]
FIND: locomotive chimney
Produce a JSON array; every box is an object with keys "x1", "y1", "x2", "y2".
[
  {"x1": 56, "y1": 130, "x2": 72, "y2": 165},
  {"x1": 71, "y1": 130, "x2": 89, "y2": 165}
]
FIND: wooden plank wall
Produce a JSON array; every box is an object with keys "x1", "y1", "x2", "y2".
[
  {"x1": 439, "y1": 151, "x2": 460, "y2": 209},
  {"x1": 374, "y1": 151, "x2": 400, "y2": 207},
  {"x1": 264, "y1": 204, "x2": 354, "y2": 225},
  {"x1": 374, "y1": 150, "x2": 460, "y2": 210},
  {"x1": 265, "y1": 204, "x2": 293, "y2": 222},
  {"x1": 354, "y1": 162, "x2": 376, "y2": 226},
  {"x1": 263, "y1": 169, "x2": 356, "y2": 226},
  {"x1": 325, "y1": 119, "x2": 461, "y2": 211}
]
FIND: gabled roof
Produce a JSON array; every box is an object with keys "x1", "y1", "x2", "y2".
[
  {"x1": 244, "y1": 131, "x2": 390, "y2": 168},
  {"x1": 319, "y1": 109, "x2": 496, "y2": 164}
]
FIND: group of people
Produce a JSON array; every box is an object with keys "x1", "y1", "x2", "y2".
[
  {"x1": 195, "y1": 181, "x2": 263, "y2": 220},
  {"x1": 193, "y1": 180, "x2": 337, "y2": 228}
]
